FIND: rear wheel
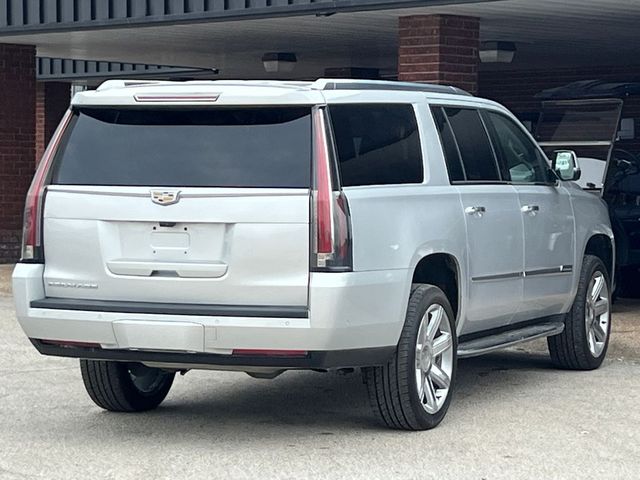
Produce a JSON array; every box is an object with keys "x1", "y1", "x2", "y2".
[
  {"x1": 364, "y1": 284, "x2": 457, "y2": 430},
  {"x1": 80, "y1": 360, "x2": 175, "y2": 412},
  {"x1": 548, "y1": 255, "x2": 611, "y2": 370}
]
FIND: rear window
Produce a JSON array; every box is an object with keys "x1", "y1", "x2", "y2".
[
  {"x1": 51, "y1": 107, "x2": 312, "y2": 188},
  {"x1": 328, "y1": 104, "x2": 423, "y2": 186}
]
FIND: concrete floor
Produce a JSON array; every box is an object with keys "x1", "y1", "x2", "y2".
[{"x1": 1, "y1": 264, "x2": 639, "y2": 479}]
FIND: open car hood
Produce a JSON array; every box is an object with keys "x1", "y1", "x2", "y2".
[{"x1": 535, "y1": 98, "x2": 623, "y2": 191}]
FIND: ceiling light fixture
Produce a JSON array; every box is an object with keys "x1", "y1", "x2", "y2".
[
  {"x1": 479, "y1": 41, "x2": 517, "y2": 63},
  {"x1": 262, "y1": 52, "x2": 297, "y2": 73}
]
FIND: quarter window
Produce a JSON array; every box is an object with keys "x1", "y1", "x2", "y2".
[
  {"x1": 328, "y1": 104, "x2": 423, "y2": 186},
  {"x1": 444, "y1": 107, "x2": 500, "y2": 182},
  {"x1": 431, "y1": 107, "x2": 465, "y2": 182}
]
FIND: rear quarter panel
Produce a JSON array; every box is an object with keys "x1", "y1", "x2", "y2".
[{"x1": 341, "y1": 99, "x2": 469, "y2": 335}]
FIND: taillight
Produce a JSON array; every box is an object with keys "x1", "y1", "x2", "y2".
[
  {"x1": 311, "y1": 107, "x2": 352, "y2": 272},
  {"x1": 21, "y1": 110, "x2": 72, "y2": 262},
  {"x1": 39, "y1": 339, "x2": 101, "y2": 349}
]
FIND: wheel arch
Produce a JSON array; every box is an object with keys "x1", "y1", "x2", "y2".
[
  {"x1": 583, "y1": 233, "x2": 614, "y2": 280},
  {"x1": 411, "y1": 252, "x2": 461, "y2": 323}
]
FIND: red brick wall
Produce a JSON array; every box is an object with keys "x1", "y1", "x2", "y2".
[
  {"x1": 35, "y1": 82, "x2": 70, "y2": 163},
  {"x1": 35, "y1": 83, "x2": 44, "y2": 163},
  {"x1": 398, "y1": 14, "x2": 479, "y2": 94},
  {"x1": 0, "y1": 44, "x2": 35, "y2": 263}
]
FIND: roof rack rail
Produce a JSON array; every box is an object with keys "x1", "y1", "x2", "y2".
[{"x1": 318, "y1": 79, "x2": 472, "y2": 96}]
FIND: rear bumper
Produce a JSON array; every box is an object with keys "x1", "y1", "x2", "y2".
[
  {"x1": 30, "y1": 339, "x2": 395, "y2": 369},
  {"x1": 13, "y1": 263, "x2": 409, "y2": 369}
]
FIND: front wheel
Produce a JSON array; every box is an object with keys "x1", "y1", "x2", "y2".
[
  {"x1": 80, "y1": 360, "x2": 175, "y2": 412},
  {"x1": 548, "y1": 255, "x2": 612, "y2": 370},
  {"x1": 363, "y1": 284, "x2": 457, "y2": 430}
]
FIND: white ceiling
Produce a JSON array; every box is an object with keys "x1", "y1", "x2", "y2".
[{"x1": 4, "y1": 0, "x2": 640, "y2": 79}]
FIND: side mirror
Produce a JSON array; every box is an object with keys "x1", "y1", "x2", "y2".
[{"x1": 552, "y1": 150, "x2": 582, "y2": 182}]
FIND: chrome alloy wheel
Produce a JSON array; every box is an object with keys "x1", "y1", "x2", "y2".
[
  {"x1": 415, "y1": 304, "x2": 454, "y2": 414},
  {"x1": 585, "y1": 271, "x2": 610, "y2": 357}
]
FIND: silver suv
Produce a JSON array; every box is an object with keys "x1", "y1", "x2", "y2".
[{"x1": 13, "y1": 79, "x2": 614, "y2": 430}]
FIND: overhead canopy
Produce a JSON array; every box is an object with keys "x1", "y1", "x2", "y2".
[
  {"x1": 2, "y1": 0, "x2": 640, "y2": 79},
  {"x1": 36, "y1": 57, "x2": 215, "y2": 81}
]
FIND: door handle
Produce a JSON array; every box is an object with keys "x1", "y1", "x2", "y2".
[
  {"x1": 521, "y1": 205, "x2": 540, "y2": 215},
  {"x1": 465, "y1": 206, "x2": 486, "y2": 216}
]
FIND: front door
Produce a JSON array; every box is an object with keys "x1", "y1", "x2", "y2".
[
  {"x1": 516, "y1": 185, "x2": 575, "y2": 317},
  {"x1": 482, "y1": 110, "x2": 575, "y2": 320}
]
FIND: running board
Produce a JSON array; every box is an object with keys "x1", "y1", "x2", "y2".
[{"x1": 457, "y1": 321, "x2": 565, "y2": 358}]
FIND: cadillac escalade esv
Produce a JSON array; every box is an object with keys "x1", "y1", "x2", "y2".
[{"x1": 13, "y1": 79, "x2": 614, "y2": 430}]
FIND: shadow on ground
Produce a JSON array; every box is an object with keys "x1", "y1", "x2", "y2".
[{"x1": 47, "y1": 349, "x2": 559, "y2": 440}]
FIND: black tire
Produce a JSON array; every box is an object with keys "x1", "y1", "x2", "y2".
[
  {"x1": 363, "y1": 284, "x2": 457, "y2": 430},
  {"x1": 547, "y1": 255, "x2": 612, "y2": 370},
  {"x1": 80, "y1": 360, "x2": 175, "y2": 412}
]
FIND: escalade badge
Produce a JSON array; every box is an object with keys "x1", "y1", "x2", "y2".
[{"x1": 150, "y1": 190, "x2": 181, "y2": 206}]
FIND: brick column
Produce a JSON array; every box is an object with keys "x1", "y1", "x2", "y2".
[
  {"x1": 36, "y1": 82, "x2": 71, "y2": 163},
  {"x1": 0, "y1": 44, "x2": 36, "y2": 263},
  {"x1": 398, "y1": 14, "x2": 479, "y2": 94}
]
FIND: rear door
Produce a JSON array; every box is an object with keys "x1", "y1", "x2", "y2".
[
  {"x1": 432, "y1": 106, "x2": 524, "y2": 334},
  {"x1": 43, "y1": 106, "x2": 312, "y2": 307}
]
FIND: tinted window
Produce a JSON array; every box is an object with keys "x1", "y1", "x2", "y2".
[
  {"x1": 431, "y1": 107, "x2": 465, "y2": 182},
  {"x1": 483, "y1": 111, "x2": 549, "y2": 183},
  {"x1": 52, "y1": 107, "x2": 311, "y2": 187},
  {"x1": 329, "y1": 104, "x2": 423, "y2": 186},
  {"x1": 444, "y1": 107, "x2": 500, "y2": 182}
]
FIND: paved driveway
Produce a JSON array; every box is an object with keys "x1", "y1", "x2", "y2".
[{"x1": 1, "y1": 265, "x2": 638, "y2": 479}]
